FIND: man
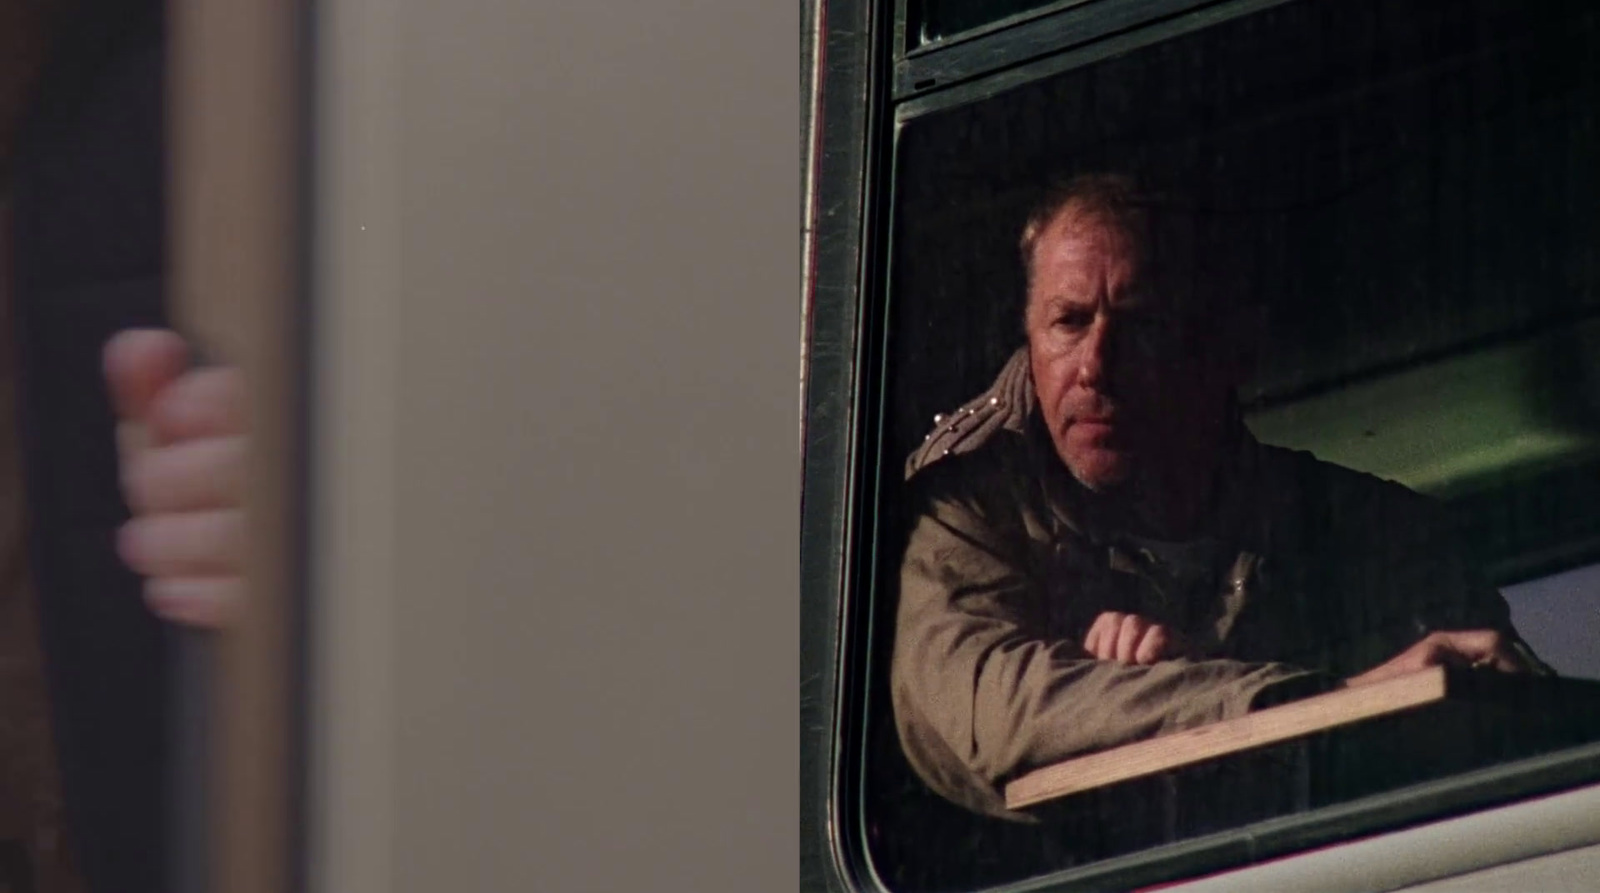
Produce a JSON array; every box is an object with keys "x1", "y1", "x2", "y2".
[
  {"x1": 3, "y1": 1, "x2": 244, "y2": 890},
  {"x1": 891, "y1": 173, "x2": 1544, "y2": 821}
]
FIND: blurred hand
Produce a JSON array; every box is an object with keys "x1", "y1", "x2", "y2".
[
  {"x1": 1083, "y1": 611, "x2": 1185, "y2": 664},
  {"x1": 1345, "y1": 629, "x2": 1531, "y2": 688},
  {"x1": 103, "y1": 329, "x2": 246, "y2": 628}
]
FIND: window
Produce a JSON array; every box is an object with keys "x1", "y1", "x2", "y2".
[{"x1": 803, "y1": 0, "x2": 1600, "y2": 890}]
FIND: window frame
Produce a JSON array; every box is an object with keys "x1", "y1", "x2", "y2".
[{"x1": 798, "y1": 1, "x2": 1600, "y2": 890}]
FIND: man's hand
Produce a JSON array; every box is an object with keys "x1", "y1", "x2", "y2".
[
  {"x1": 103, "y1": 329, "x2": 246, "y2": 629},
  {"x1": 1345, "y1": 629, "x2": 1532, "y2": 688},
  {"x1": 1083, "y1": 611, "x2": 1185, "y2": 664}
]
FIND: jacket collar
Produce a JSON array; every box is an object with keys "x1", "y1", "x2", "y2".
[{"x1": 907, "y1": 346, "x2": 1265, "y2": 546}]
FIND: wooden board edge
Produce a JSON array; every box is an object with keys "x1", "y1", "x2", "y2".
[
  {"x1": 168, "y1": 1, "x2": 304, "y2": 892},
  {"x1": 1005, "y1": 667, "x2": 1450, "y2": 810}
]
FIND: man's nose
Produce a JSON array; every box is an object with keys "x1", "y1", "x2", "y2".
[{"x1": 1077, "y1": 316, "x2": 1114, "y2": 391}]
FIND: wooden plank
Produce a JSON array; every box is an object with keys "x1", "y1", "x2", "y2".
[
  {"x1": 167, "y1": 1, "x2": 305, "y2": 892},
  {"x1": 1005, "y1": 667, "x2": 1451, "y2": 811}
]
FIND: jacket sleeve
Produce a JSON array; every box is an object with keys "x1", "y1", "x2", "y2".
[{"x1": 890, "y1": 486, "x2": 1332, "y2": 820}]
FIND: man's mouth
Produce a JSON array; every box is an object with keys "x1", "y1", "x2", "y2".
[{"x1": 1069, "y1": 412, "x2": 1126, "y2": 444}]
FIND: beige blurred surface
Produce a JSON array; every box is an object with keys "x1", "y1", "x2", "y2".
[
  {"x1": 168, "y1": 1, "x2": 300, "y2": 891},
  {"x1": 309, "y1": 2, "x2": 797, "y2": 892}
]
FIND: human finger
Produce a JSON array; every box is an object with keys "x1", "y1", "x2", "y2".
[
  {"x1": 1349, "y1": 629, "x2": 1522, "y2": 689},
  {"x1": 1347, "y1": 637, "x2": 1432, "y2": 687},
  {"x1": 1084, "y1": 612, "x2": 1122, "y2": 659},
  {"x1": 149, "y1": 366, "x2": 248, "y2": 445},
  {"x1": 117, "y1": 419, "x2": 153, "y2": 466},
  {"x1": 103, "y1": 329, "x2": 190, "y2": 422},
  {"x1": 116, "y1": 510, "x2": 245, "y2": 577},
  {"x1": 144, "y1": 577, "x2": 240, "y2": 629},
  {"x1": 1114, "y1": 614, "x2": 1149, "y2": 663},
  {"x1": 1134, "y1": 624, "x2": 1172, "y2": 665},
  {"x1": 121, "y1": 435, "x2": 247, "y2": 513},
  {"x1": 1437, "y1": 630, "x2": 1529, "y2": 673}
]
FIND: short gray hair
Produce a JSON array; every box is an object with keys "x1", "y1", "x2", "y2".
[
  {"x1": 1017, "y1": 173, "x2": 1163, "y2": 286},
  {"x1": 1016, "y1": 172, "x2": 1265, "y2": 342}
]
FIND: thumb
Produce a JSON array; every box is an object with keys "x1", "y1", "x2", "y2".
[{"x1": 103, "y1": 329, "x2": 191, "y2": 421}]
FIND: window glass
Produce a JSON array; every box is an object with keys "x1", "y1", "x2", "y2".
[{"x1": 865, "y1": 1, "x2": 1600, "y2": 888}]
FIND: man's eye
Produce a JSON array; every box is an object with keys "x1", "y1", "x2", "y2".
[{"x1": 1056, "y1": 310, "x2": 1094, "y2": 330}]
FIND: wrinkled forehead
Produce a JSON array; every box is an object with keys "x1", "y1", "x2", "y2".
[{"x1": 1026, "y1": 204, "x2": 1200, "y2": 305}]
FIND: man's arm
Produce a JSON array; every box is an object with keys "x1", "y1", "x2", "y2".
[
  {"x1": 891, "y1": 487, "x2": 1330, "y2": 819},
  {"x1": 1317, "y1": 466, "x2": 1552, "y2": 685}
]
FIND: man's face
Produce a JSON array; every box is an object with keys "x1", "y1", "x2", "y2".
[{"x1": 1024, "y1": 207, "x2": 1230, "y2": 492}]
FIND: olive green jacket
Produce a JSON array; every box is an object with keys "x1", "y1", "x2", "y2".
[{"x1": 892, "y1": 349, "x2": 1532, "y2": 820}]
